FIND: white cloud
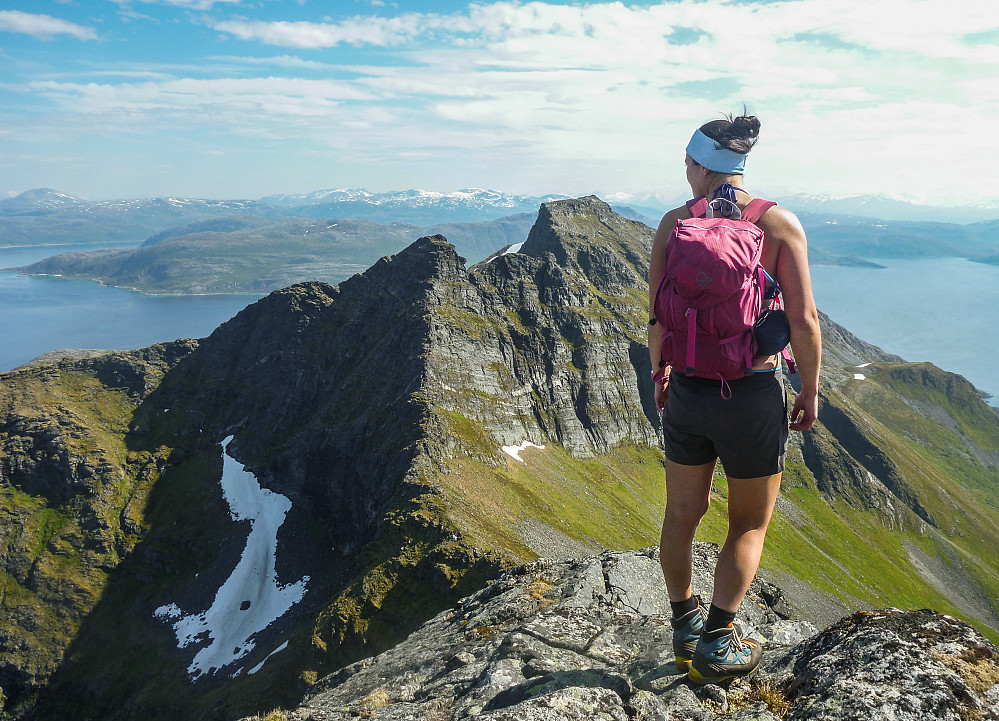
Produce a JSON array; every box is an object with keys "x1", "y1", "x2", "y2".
[
  {"x1": 108, "y1": 0, "x2": 244, "y2": 10},
  {"x1": 210, "y1": 54, "x2": 339, "y2": 70},
  {"x1": 7, "y1": 0, "x2": 999, "y2": 203},
  {"x1": 212, "y1": 15, "x2": 425, "y2": 48},
  {"x1": 29, "y1": 77, "x2": 378, "y2": 117},
  {"x1": 0, "y1": 10, "x2": 98, "y2": 40}
]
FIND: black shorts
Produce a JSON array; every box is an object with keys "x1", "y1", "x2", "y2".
[{"x1": 661, "y1": 368, "x2": 789, "y2": 478}]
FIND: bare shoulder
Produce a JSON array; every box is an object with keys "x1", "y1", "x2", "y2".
[
  {"x1": 654, "y1": 205, "x2": 688, "y2": 243},
  {"x1": 758, "y1": 204, "x2": 805, "y2": 237},
  {"x1": 757, "y1": 204, "x2": 807, "y2": 259}
]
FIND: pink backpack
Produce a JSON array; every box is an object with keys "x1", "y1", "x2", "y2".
[{"x1": 654, "y1": 196, "x2": 789, "y2": 396}]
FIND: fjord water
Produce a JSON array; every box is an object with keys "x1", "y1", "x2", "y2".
[
  {"x1": 2, "y1": 244, "x2": 998, "y2": 406},
  {"x1": 0, "y1": 242, "x2": 262, "y2": 371},
  {"x1": 810, "y1": 257, "x2": 999, "y2": 405}
]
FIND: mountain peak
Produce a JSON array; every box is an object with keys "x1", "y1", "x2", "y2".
[
  {"x1": 518, "y1": 195, "x2": 653, "y2": 289},
  {"x1": 0, "y1": 188, "x2": 82, "y2": 213}
]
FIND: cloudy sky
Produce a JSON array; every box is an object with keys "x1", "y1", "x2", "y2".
[{"x1": 2, "y1": 0, "x2": 997, "y2": 206}]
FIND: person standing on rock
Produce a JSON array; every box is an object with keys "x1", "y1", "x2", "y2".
[{"x1": 647, "y1": 112, "x2": 822, "y2": 684}]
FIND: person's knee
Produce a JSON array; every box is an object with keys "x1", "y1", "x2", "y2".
[
  {"x1": 725, "y1": 475, "x2": 781, "y2": 536},
  {"x1": 726, "y1": 503, "x2": 776, "y2": 536},
  {"x1": 664, "y1": 497, "x2": 710, "y2": 532},
  {"x1": 724, "y1": 521, "x2": 770, "y2": 550}
]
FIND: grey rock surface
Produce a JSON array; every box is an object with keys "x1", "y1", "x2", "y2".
[
  {"x1": 780, "y1": 608, "x2": 999, "y2": 721},
  {"x1": 246, "y1": 544, "x2": 999, "y2": 721}
]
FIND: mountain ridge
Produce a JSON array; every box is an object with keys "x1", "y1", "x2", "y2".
[{"x1": 2, "y1": 197, "x2": 998, "y2": 719}]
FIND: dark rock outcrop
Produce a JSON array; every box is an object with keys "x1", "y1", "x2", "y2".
[{"x1": 257, "y1": 545, "x2": 999, "y2": 721}]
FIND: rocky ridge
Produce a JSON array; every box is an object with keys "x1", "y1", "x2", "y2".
[{"x1": 250, "y1": 544, "x2": 999, "y2": 721}]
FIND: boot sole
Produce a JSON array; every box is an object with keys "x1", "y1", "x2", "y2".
[{"x1": 688, "y1": 663, "x2": 759, "y2": 685}]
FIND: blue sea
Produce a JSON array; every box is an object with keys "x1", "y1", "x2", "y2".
[
  {"x1": 0, "y1": 242, "x2": 262, "y2": 371},
  {"x1": 1, "y1": 245, "x2": 998, "y2": 406},
  {"x1": 810, "y1": 257, "x2": 999, "y2": 405}
]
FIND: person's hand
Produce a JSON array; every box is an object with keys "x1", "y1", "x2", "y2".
[
  {"x1": 654, "y1": 374, "x2": 670, "y2": 411},
  {"x1": 789, "y1": 391, "x2": 818, "y2": 431},
  {"x1": 655, "y1": 382, "x2": 668, "y2": 411}
]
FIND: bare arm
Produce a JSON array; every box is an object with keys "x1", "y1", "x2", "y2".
[
  {"x1": 649, "y1": 209, "x2": 683, "y2": 411},
  {"x1": 768, "y1": 207, "x2": 822, "y2": 431}
]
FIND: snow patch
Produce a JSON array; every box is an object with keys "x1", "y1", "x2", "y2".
[
  {"x1": 246, "y1": 641, "x2": 289, "y2": 676},
  {"x1": 854, "y1": 373, "x2": 866, "y2": 380},
  {"x1": 502, "y1": 242, "x2": 524, "y2": 255},
  {"x1": 502, "y1": 441, "x2": 546, "y2": 463},
  {"x1": 154, "y1": 603, "x2": 183, "y2": 621},
  {"x1": 153, "y1": 436, "x2": 309, "y2": 680},
  {"x1": 856, "y1": 362, "x2": 871, "y2": 368}
]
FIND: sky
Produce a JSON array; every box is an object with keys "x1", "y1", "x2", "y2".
[{"x1": 1, "y1": 0, "x2": 998, "y2": 206}]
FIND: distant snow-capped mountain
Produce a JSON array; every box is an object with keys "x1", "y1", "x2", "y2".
[
  {"x1": 6, "y1": 187, "x2": 997, "y2": 231},
  {"x1": 0, "y1": 188, "x2": 271, "y2": 219},
  {"x1": 262, "y1": 187, "x2": 568, "y2": 211},
  {"x1": 0, "y1": 187, "x2": 571, "y2": 247},
  {"x1": 776, "y1": 193, "x2": 999, "y2": 224},
  {"x1": 260, "y1": 188, "x2": 374, "y2": 206},
  {"x1": 0, "y1": 188, "x2": 83, "y2": 213},
  {"x1": 596, "y1": 190, "x2": 999, "y2": 225},
  {"x1": 257, "y1": 187, "x2": 571, "y2": 224}
]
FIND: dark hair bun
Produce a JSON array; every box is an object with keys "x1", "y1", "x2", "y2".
[
  {"x1": 700, "y1": 110, "x2": 760, "y2": 154},
  {"x1": 731, "y1": 114, "x2": 760, "y2": 139}
]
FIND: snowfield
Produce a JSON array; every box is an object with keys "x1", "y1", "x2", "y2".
[{"x1": 154, "y1": 436, "x2": 309, "y2": 679}]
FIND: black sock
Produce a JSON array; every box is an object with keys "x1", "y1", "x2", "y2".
[
  {"x1": 670, "y1": 595, "x2": 699, "y2": 619},
  {"x1": 704, "y1": 604, "x2": 737, "y2": 638}
]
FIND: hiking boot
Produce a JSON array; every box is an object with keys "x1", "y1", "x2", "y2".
[
  {"x1": 670, "y1": 598, "x2": 707, "y2": 671},
  {"x1": 688, "y1": 623, "x2": 762, "y2": 684}
]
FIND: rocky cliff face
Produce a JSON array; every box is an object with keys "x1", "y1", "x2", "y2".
[
  {"x1": 2, "y1": 196, "x2": 999, "y2": 719},
  {"x1": 426, "y1": 195, "x2": 658, "y2": 457}
]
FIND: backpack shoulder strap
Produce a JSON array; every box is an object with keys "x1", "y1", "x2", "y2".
[
  {"x1": 686, "y1": 197, "x2": 708, "y2": 219},
  {"x1": 740, "y1": 198, "x2": 776, "y2": 224}
]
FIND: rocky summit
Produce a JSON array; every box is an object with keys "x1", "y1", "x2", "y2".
[
  {"x1": 245, "y1": 544, "x2": 999, "y2": 721},
  {"x1": 2, "y1": 196, "x2": 999, "y2": 719}
]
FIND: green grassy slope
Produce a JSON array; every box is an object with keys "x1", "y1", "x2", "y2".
[{"x1": 0, "y1": 348, "x2": 187, "y2": 713}]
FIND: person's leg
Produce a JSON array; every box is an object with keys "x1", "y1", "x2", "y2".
[
  {"x1": 687, "y1": 471, "x2": 781, "y2": 683},
  {"x1": 711, "y1": 471, "x2": 783, "y2": 612},
  {"x1": 659, "y1": 458, "x2": 716, "y2": 602},
  {"x1": 661, "y1": 458, "x2": 716, "y2": 670}
]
